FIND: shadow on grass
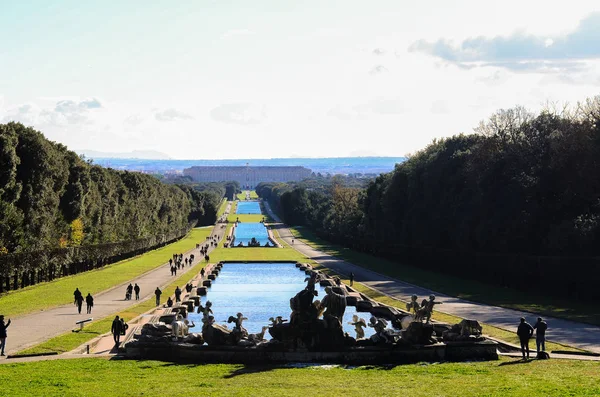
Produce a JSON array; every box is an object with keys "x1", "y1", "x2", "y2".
[
  {"x1": 223, "y1": 365, "x2": 279, "y2": 379},
  {"x1": 498, "y1": 358, "x2": 535, "y2": 366}
]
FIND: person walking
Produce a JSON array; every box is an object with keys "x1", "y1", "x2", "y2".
[
  {"x1": 174, "y1": 286, "x2": 182, "y2": 302},
  {"x1": 134, "y1": 283, "x2": 140, "y2": 300},
  {"x1": 85, "y1": 293, "x2": 94, "y2": 314},
  {"x1": 111, "y1": 316, "x2": 123, "y2": 345},
  {"x1": 517, "y1": 317, "x2": 534, "y2": 359},
  {"x1": 533, "y1": 317, "x2": 548, "y2": 353},
  {"x1": 73, "y1": 288, "x2": 82, "y2": 303},
  {"x1": 349, "y1": 272, "x2": 355, "y2": 286},
  {"x1": 0, "y1": 315, "x2": 11, "y2": 356},
  {"x1": 119, "y1": 318, "x2": 129, "y2": 337},
  {"x1": 155, "y1": 287, "x2": 162, "y2": 306},
  {"x1": 126, "y1": 283, "x2": 133, "y2": 300},
  {"x1": 75, "y1": 292, "x2": 84, "y2": 314}
]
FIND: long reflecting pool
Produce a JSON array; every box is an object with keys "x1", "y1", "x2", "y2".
[
  {"x1": 236, "y1": 201, "x2": 262, "y2": 214},
  {"x1": 188, "y1": 262, "x2": 376, "y2": 337},
  {"x1": 233, "y1": 223, "x2": 270, "y2": 246}
]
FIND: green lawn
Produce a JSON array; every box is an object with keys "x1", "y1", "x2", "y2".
[
  {"x1": 228, "y1": 214, "x2": 265, "y2": 223},
  {"x1": 17, "y1": 254, "x2": 213, "y2": 356},
  {"x1": 236, "y1": 190, "x2": 259, "y2": 200},
  {"x1": 0, "y1": 357, "x2": 598, "y2": 396},
  {"x1": 210, "y1": 246, "x2": 312, "y2": 263},
  {"x1": 290, "y1": 227, "x2": 600, "y2": 326},
  {"x1": 216, "y1": 198, "x2": 229, "y2": 218},
  {"x1": 0, "y1": 227, "x2": 213, "y2": 318}
]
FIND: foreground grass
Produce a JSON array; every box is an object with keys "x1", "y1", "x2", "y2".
[
  {"x1": 0, "y1": 228, "x2": 212, "y2": 318},
  {"x1": 18, "y1": 250, "x2": 213, "y2": 355},
  {"x1": 0, "y1": 357, "x2": 599, "y2": 396},
  {"x1": 290, "y1": 227, "x2": 600, "y2": 326}
]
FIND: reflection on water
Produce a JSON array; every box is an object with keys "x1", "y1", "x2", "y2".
[
  {"x1": 188, "y1": 262, "x2": 376, "y2": 337},
  {"x1": 233, "y1": 223, "x2": 270, "y2": 246},
  {"x1": 236, "y1": 201, "x2": 262, "y2": 214}
]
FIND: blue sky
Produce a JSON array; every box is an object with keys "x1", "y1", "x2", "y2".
[{"x1": 1, "y1": 1, "x2": 599, "y2": 159}]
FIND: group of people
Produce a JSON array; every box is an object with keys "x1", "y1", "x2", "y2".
[
  {"x1": 111, "y1": 315, "x2": 129, "y2": 345},
  {"x1": 169, "y1": 253, "x2": 197, "y2": 276},
  {"x1": 124, "y1": 283, "x2": 140, "y2": 300},
  {"x1": 517, "y1": 317, "x2": 548, "y2": 359},
  {"x1": 73, "y1": 288, "x2": 94, "y2": 314}
]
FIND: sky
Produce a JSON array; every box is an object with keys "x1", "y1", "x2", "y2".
[{"x1": 1, "y1": 0, "x2": 599, "y2": 159}]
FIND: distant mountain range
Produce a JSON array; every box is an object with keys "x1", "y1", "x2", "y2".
[{"x1": 85, "y1": 156, "x2": 406, "y2": 175}]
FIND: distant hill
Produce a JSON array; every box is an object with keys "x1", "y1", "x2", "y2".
[
  {"x1": 77, "y1": 149, "x2": 172, "y2": 160},
  {"x1": 86, "y1": 157, "x2": 406, "y2": 175}
]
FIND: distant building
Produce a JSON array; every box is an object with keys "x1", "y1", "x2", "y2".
[{"x1": 183, "y1": 164, "x2": 312, "y2": 188}]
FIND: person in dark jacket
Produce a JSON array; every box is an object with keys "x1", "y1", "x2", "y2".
[
  {"x1": 517, "y1": 317, "x2": 534, "y2": 359},
  {"x1": 0, "y1": 315, "x2": 11, "y2": 356},
  {"x1": 134, "y1": 284, "x2": 140, "y2": 300},
  {"x1": 85, "y1": 293, "x2": 94, "y2": 314},
  {"x1": 533, "y1": 317, "x2": 548, "y2": 353},
  {"x1": 75, "y1": 293, "x2": 84, "y2": 314},
  {"x1": 155, "y1": 287, "x2": 162, "y2": 306},
  {"x1": 111, "y1": 316, "x2": 123, "y2": 345},
  {"x1": 174, "y1": 286, "x2": 182, "y2": 302}
]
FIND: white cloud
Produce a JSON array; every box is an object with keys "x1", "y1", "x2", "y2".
[
  {"x1": 369, "y1": 65, "x2": 389, "y2": 75},
  {"x1": 154, "y1": 108, "x2": 194, "y2": 122},
  {"x1": 1, "y1": 98, "x2": 103, "y2": 126},
  {"x1": 409, "y1": 12, "x2": 600, "y2": 72}
]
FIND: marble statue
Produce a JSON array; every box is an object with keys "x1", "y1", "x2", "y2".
[
  {"x1": 420, "y1": 295, "x2": 442, "y2": 323},
  {"x1": 304, "y1": 271, "x2": 322, "y2": 294},
  {"x1": 199, "y1": 301, "x2": 213, "y2": 322},
  {"x1": 172, "y1": 314, "x2": 195, "y2": 340},
  {"x1": 348, "y1": 314, "x2": 367, "y2": 339},
  {"x1": 247, "y1": 326, "x2": 269, "y2": 343},
  {"x1": 406, "y1": 294, "x2": 420, "y2": 314},
  {"x1": 228, "y1": 312, "x2": 249, "y2": 339},
  {"x1": 319, "y1": 286, "x2": 347, "y2": 329},
  {"x1": 368, "y1": 316, "x2": 396, "y2": 344},
  {"x1": 269, "y1": 316, "x2": 288, "y2": 327}
]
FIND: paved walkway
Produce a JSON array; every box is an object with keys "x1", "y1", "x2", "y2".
[
  {"x1": 264, "y1": 202, "x2": 600, "y2": 354},
  {"x1": 1, "y1": 225, "x2": 224, "y2": 358}
]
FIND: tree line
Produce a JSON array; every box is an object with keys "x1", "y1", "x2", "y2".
[
  {"x1": 0, "y1": 123, "x2": 233, "y2": 291},
  {"x1": 257, "y1": 97, "x2": 600, "y2": 300},
  {"x1": 0, "y1": 122, "x2": 226, "y2": 254}
]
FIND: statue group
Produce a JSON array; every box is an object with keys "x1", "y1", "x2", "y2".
[{"x1": 136, "y1": 268, "x2": 485, "y2": 352}]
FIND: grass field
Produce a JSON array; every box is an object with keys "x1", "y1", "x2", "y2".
[
  {"x1": 17, "y1": 247, "x2": 213, "y2": 355},
  {"x1": 0, "y1": 227, "x2": 213, "y2": 318},
  {"x1": 0, "y1": 357, "x2": 598, "y2": 396},
  {"x1": 210, "y1": 246, "x2": 312, "y2": 263},
  {"x1": 289, "y1": 227, "x2": 600, "y2": 326},
  {"x1": 228, "y1": 214, "x2": 266, "y2": 223},
  {"x1": 216, "y1": 198, "x2": 229, "y2": 218},
  {"x1": 236, "y1": 190, "x2": 259, "y2": 200}
]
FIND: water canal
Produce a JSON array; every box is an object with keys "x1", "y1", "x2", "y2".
[{"x1": 188, "y1": 262, "x2": 376, "y2": 337}]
